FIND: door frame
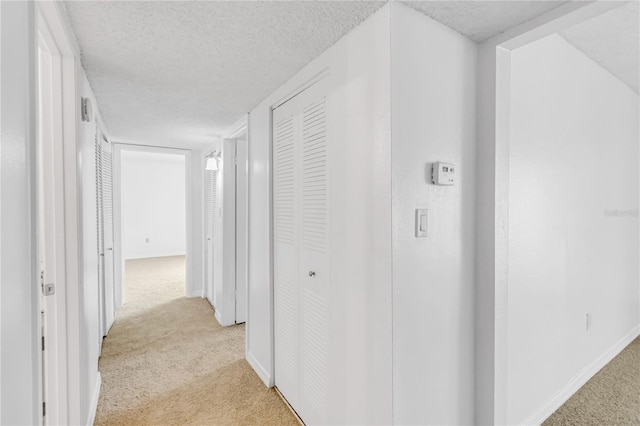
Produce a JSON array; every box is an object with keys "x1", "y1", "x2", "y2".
[
  {"x1": 35, "y1": 2, "x2": 84, "y2": 424},
  {"x1": 97, "y1": 128, "x2": 116, "y2": 337},
  {"x1": 268, "y1": 72, "x2": 328, "y2": 389},
  {"x1": 112, "y1": 143, "x2": 194, "y2": 305},
  {"x1": 37, "y1": 11, "x2": 67, "y2": 424},
  {"x1": 476, "y1": 2, "x2": 628, "y2": 424},
  {"x1": 226, "y1": 118, "x2": 249, "y2": 324}
]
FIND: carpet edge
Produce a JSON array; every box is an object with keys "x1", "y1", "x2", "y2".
[{"x1": 523, "y1": 324, "x2": 640, "y2": 426}]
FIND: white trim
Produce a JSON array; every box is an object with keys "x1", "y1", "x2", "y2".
[
  {"x1": 125, "y1": 252, "x2": 187, "y2": 261},
  {"x1": 247, "y1": 350, "x2": 273, "y2": 387},
  {"x1": 233, "y1": 124, "x2": 249, "y2": 325},
  {"x1": 244, "y1": 114, "x2": 252, "y2": 369},
  {"x1": 86, "y1": 372, "x2": 101, "y2": 426},
  {"x1": 112, "y1": 143, "x2": 124, "y2": 308},
  {"x1": 223, "y1": 115, "x2": 248, "y2": 140},
  {"x1": 214, "y1": 310, "x2": 224, "y2": 326},
  {"x1": 36, "y1": 2, "x2": 84, "y2": 423},
  {"x1": 0, "y1": 2, "x2": 3, "y2": 420},
  {"x1": 272, "y1": 69, "x2": 329, "y2": 110},
  {"x1": 521, "y1": 326, "x2": 640, "y2": 426},
  {"x1": 37, "y1": 11, "x2": 67, "y2": 425},
  {"x1": 185, "y1": 288, "x2": 202, "y2": 298}
]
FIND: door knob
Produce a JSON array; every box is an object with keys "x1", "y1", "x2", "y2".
[{"x1": 308, "y1": 271, "x2": 316, "y2": 277}]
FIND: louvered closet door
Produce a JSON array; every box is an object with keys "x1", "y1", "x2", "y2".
[
  {"x1": 274, "y1": 78, "x2": 329, "y2": 425},
  {"x1": 206, "y1": 167, "x2": 217, "y2": 305},
  {"x1": 95, "y1": 134, "x2": 104, "y2": 346},
  {"x1": 273, "y1": 96, "x2": 300, "y2": 410},
  {"x1": 101, "y1": 136, "x2": 116, "y2": 334}
]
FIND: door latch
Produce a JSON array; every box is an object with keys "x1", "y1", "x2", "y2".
[{"x1": 43, "y1": 283, "x2": 56, "y2": 296}]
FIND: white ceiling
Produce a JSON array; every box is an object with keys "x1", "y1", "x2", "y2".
[
  {"x1": 64, "y1": 1, "x2": 637, "y2": 149},
  {"x1": 64, "y1": 1, "x2": 385, "y2": 148},
  {"x1": 400, "y1": 0, "x2": 568, "y2": 42},
  {"x1": 560, "y1": 2, "x2": 639, "y2": 94}
]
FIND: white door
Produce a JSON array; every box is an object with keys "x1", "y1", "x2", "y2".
[
  {"x1": 206, "y1": 166, "x2": 217, "y2": 306},
  {"x1": 98, "y1": 132, "x2": 116, "y2": 335},
  {"x1": 235, "y1": 137, "x2": 248, "y2": 324},
  {"x1": 273, "y1": 78, "x2": 330, "y2": 425},
  {"x1": 37, "y1": 37, "x2": 65, "y2": 424}
]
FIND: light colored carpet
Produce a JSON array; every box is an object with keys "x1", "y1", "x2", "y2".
[
  {"x1": 94, "y1": 255, "x2": 298, "y2": 426},
  {"x1": 543, "y1": 336, "x2": 640, "y2": 426}
]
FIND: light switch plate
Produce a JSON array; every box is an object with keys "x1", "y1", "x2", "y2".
[{"x1": 415, "y1": 209, "x2": 428, "y2": 237}]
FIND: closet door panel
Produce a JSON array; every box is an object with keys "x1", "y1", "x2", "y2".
[
  {"x1": 101, "y1": 138, "x2": 115, "y2": 334},
  {"x1": 273, "y1": 103, "x2": 300, "y2": 408},
  {"x1": 298, "y1": 91, "x2": 330, "y2": 425},
  {"x1": 273, "y1": 77, "x2": 330, "y2": 424}
]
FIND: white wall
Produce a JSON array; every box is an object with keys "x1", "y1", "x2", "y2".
[
  {"x1": 247, "y1": 5, "x2": 392, "y2": 424},
  {"x1": 211, "y1": 139, "x2": 237, "y2": 326},
  {"x1": 390, "y1": 4, "x2": 477, "y2": 425},
  {"x1": 121, "y1": 150, "x2": 186, "y2": 260},
  {"x1": 507, "y1": 34, "x2": 640, "y2": 424},
  {"x1": 189, "y1": 148, "x2": 205, "y2": 298},
  {"x1": 77, "y1": 71, "x2": 104, "y2": 426},
  {"x1": 0, "y1": 2, "x2": 41, "y2": 424}
]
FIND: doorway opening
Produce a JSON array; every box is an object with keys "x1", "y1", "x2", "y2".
[
  {"x1": 488, "y1": 2, "x2": 639, "y2": 424},
  {"x1": 204, "y1": 126, "x2": 249, "y2": 327},
  {"x1": 117, "y1": 148, "x2": 188, "y2": 315}
]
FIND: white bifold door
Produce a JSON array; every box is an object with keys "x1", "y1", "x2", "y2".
[
  {"x1": 274, "y1": 78, "x2": 330, "y2": 425},
  {"x1": 97, "y1": 131, "x2": 116, "y2": 337},
  {"x1": 205, "y1": 166, "x2": 218, "y2": 307}
]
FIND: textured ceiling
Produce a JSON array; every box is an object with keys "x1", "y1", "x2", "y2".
[
  {"x1": 560, "y1": 2, "x2": 639, "y2": 94},
  {"x1": 400, "y1": 0, "x2": 568, "y2": 42},
  {"x1": 64, "y1": 1, "x2": 634, "y2": 150},
  {"x1": 64, "y1": 1, "x2": 385, "y2": 148}
]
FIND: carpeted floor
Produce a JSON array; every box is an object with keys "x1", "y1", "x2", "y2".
[
  {"x1": 94, "y1": 255, "x2": 298, "y2": 426},
  {"x1": 544, "y1": 336, "x2": 640, "y2": 426},
  {"x1": 96, "y1": 255, "x2": 638, "y2": 425}
]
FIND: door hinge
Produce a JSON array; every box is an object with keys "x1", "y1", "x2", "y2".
[
  {"x1": 42, "y1": 336, "x2": 45, "y2": 351},
  {"x1": 43, "y1": 402, "x2": 46, "y2": 417}
]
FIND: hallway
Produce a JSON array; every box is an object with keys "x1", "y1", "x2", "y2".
[{"x1": 94, "y1": 256, "x2": 297, "y2": 425}]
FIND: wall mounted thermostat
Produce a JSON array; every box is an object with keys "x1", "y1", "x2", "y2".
[{"x1": 432, "y1": 161, "x2": 456, "y2": 186}]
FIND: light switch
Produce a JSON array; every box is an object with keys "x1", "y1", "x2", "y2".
[{"x1": 415, "y1": 209, "x2": 428, "y2": 237}]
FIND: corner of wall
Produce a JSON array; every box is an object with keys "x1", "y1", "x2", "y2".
[
  {"x1": 86, "y1": 372, "x2": 101, "y2": 426},
  {"x1": 246, "y1": 350, "x2": 273, "y2": 388}
]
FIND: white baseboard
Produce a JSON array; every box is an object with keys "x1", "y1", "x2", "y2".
[
  {"x1": 125, "y1": 252, "x2": 186, "y2": 260},
  {"x1": 521, "y1": 324, "x2": 640, "y2": 425},
  {"x1": 186, "y1": 288, "x2": 202, "y2": 298},
  {"x1": 87, "y1": 372, "x2": 101, "y2": 426},
  {"x1": 215, "y1": 310, "x2": 224, "y2": 326},
  {"x1": 247, "y1": 350, "x2": 273, "y2": 387}
]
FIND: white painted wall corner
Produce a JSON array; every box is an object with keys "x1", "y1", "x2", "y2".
[
  {"x1": 86, "y1": 372, "x2": 101, "y2": 426},
  {"x1": 246, "y1": 350, "x2": 273, "y2": 388},
  {"x1": 521, "y1": 325, "x2": 640, "y2": 426}
]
